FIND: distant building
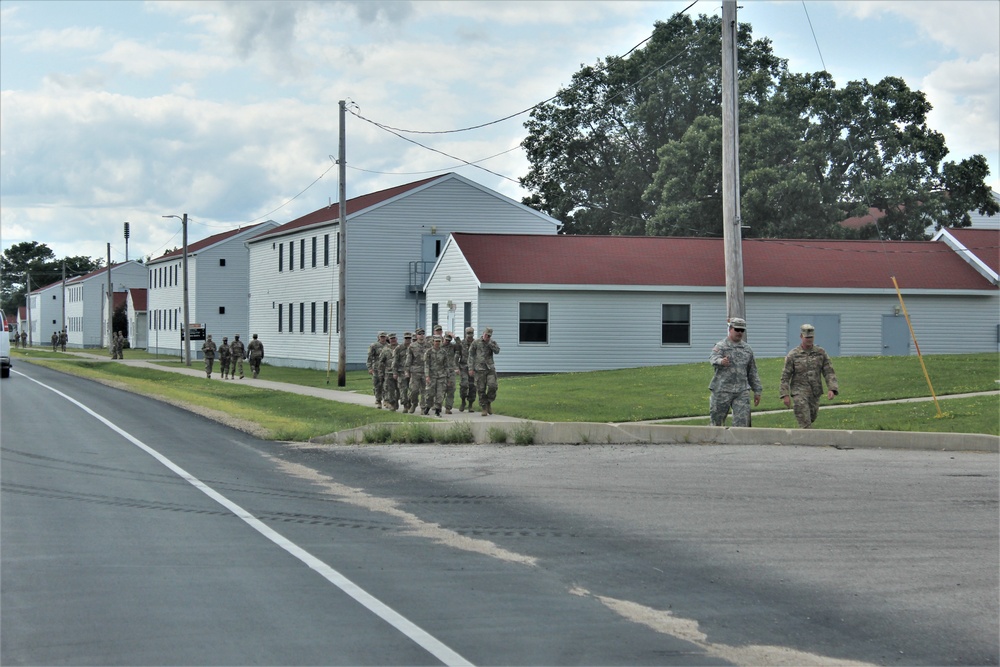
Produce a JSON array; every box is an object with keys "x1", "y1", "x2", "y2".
[
  {"x1": 145, "y1": 221, "x2": 279, "y2": 357},
  {"x1": 64, "y1": 262, "x2": 148, "y2": 349},
  {"x1": 26, "y1": 279, "x2": 64, "y2": 347},
  {"x1": 127, "y1": 288, "x2": 148, "y2": 350}
]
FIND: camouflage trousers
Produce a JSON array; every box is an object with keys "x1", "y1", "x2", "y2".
[
  {"x1": 427, "y1": 376, "x2": 448, "y2": 410},
  {"x1": 204, "y1": 357, "x2": 215, "y2": 377},
  {"x1": 710, "y1": 390, "x2": 752, "y2": 427},
  {"x1": 232, "y1": 357, "x2": 245, "y2": 378},
  {"x1": 398, "y1": 376, "x2": 410, "y2": 409},
  {"x1": 791, "y1": 393, "x2": 821, "y2": 429},
  {"x1": 445, "y1": 373, "x2": 457, "y2": 410},
  {"x1": 371, "y1": 370, "x2": 384, "y2": 401},
  {"x1": 381, "y1": 375, "x2": 399, "y2": 409},
  {"x1": 220, "y1": 357, "x2": 231, "y2": 377},
  {"x1": 249, "y1": 354, "x2": 263, "y2": 378},
  {"x1": 407, "y1": 371, "x2": 427, "y2": 410},
  {"x1": 473, "y1": 369, "x2": 497, "y2": 407}
]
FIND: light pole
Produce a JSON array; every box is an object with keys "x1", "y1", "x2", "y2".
[{"x1": 162, "y1": 214, "x2": 191, "y2": 366}]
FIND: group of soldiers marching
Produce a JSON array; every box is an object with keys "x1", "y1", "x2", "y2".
[
  {"x1": 200, "y1": 333, "x2": 265, "y2": 380},
  {"x1": 48, "y1": 330, "x2": 67, "y2": 351},
  {"x1": 367, "y1": 325, "x2": 500, "y2": 417}
]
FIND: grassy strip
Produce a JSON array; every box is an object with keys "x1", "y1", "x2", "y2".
[
  {"x1": 21, "y1": 358, "x2": 429, "y2": 441},
  {"x1": 668, "y1": 395, "x2": 999, "y2": 436}
]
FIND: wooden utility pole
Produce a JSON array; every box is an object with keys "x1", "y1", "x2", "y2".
[
  {"x1": 337, "y1": 100, "x2": 347, "y2": 387},
  {"x1": 721, "y1": 0, "x2": 745, "y2": 323},
  {"x1": 107, "y1": 243, "x2": 113, "y2": 353}
]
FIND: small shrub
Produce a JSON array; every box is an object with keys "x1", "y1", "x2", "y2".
[
  {"x1": 512, "y1": 422, "x2": 537, "y2": 446},
  {"x1": 439, "y1": 421, "x2": 475, "y2": 444},
  {"x1": 392, "y1": 423, "x2": 436, "y2": 443},
  {"x1": 362, "y1": 424, "x2": 393, "y2": 443},
  {"x1": 487, "y1": 426, "x2": 509, "y2": 443}
]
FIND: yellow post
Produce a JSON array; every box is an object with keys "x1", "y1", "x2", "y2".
[{"x1": 892, "y1": 276, "x2": 943, "y2": 417}]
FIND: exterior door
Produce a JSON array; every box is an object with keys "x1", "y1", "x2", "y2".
[{"x1": 881, "y1": 315, "x2": 910, "y2": 355}]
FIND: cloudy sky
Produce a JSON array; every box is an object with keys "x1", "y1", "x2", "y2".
[{"x1": 2, "y1": 0, "x2": 997, "y2": 267}]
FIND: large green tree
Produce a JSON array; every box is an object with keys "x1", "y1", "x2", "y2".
[
  {"x1": 521, "y1": 13, "x2": 998, "y2": 240},
  {"x1": 1, "y1": 242, "x2": 101, "y2": 314}
]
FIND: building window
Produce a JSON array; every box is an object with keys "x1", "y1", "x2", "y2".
[
  {"x1": 300, "y1": 239, "x2": 305, "y2": 270},
  {"x1": 311, "y1": 237, "x2": 317, "y2": 268},
  {"x1": 310, "y1": 302, "x2": 316, "y2": 333},
  {"x1": 299, "y1": 302, "x2": 305, "y2": 333},
  {"x1": 661, "y1": 304, "x2": 691, "y2": 345},
  {"x1": 278, "y1": 304, "x2": 283, "y2": 332},
  {"x1": 279, "y1": 244, "x2": 284, "y2": 272},
  {"x1": 323, "y1": 234, "x2": 330, "y2": 266},
  {"x1": 431, "y1": 303, "x2": 439, "y2": 329},
  {"x1": 219, "y1": 258, "x2": 226, "y2": 267},
  {"x1": 336, "y1": 233, "x2": 341, "y2": 264},
  {"x1": 289, "y1": 241, "x2": 294, "y2": 270},
  {"x1": 519, "y1": 302, "x2": 548, "y2": 344},
  {"x1": 464, "y1": 302, "x2": 472, "y2": 331},
  {"x1": 323, "y1": 301, "x2": 329, "y2": 334},
  {"x1": 288, "y1": 303, "x2": 293, "y2": 331},
  {"x1": 219, "y1": 306, "x2": 225, "y2": 314}
]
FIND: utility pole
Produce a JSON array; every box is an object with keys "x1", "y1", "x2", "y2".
[
  {"x1": 107, "y1": 243, "x2": 113, "y2": 353},
  {"x1": 337, "y1": 100, "x2": 347, "y2": 387},
  {"x1": 124, "y1": 222, "x2": 130, "y2": 262},
  {"x1": 181, "y1": 213, "x2": 190, "y2": 367},
  {"x1": 61, "y1": 261, "x2": 66, "y2": 337},
  {"x1": 721, "y1": 0, "x2": 745, "y2": 324},
  {"x1": 25, "y1": 272, "x2": 32, "y2": 347}
]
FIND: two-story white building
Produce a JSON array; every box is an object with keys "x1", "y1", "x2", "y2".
[
  {"x1": 246, "y1": 173, "x2": 561, "y2": 370},
  {"x1": 27, "y1": 279, "x2": 65, "y2": 347},
  {"x1": 424, "y1": 231, "x2": 999, "y2": 373},
  {"x1": 145, "y1": 221, "x2": 278, "y2": 357},
  {"x1": 64, "y1": 261, "x2": 148, "y2": 349}
]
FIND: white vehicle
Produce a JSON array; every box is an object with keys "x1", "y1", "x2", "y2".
[{"x1": 1, "y1": 310, "x2": 11, "y2": 378}]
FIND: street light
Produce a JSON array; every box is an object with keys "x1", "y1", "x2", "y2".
[{"x1": 162, "y1": 214, "x2": 191, "y2": 367}]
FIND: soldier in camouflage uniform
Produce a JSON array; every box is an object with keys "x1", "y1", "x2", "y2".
[
  {"x1": 405, "y1": 328, "x2": 428, "y2": 414},
  {"x1": 780, "y1": 323, "x2": 839, "y2": 429},
  {"x1": 442, "y1": 331, "x2": 462, "y2": 414},
  {"x1": 708, "y1": 318, "x2": 762, "y2": 427},
  {"x1": 378, "y1": 333, "x2": 400, "y2": 411},
  {"x1": 367, "y1": 331, "x2": 388, "y2": 408},
  {"x1": 458, "y1": 327, "x2": 476, "y2": 411},
  {"x1": 468, "y1": 327, "x2": 500, "y2": 416},
  {"x1": 218, "y1": 336, "x2": 232, "y2": 379},
  {"x1": 230, "y1": 334, "x2": 246, "y2": 379},
  {"x1": 424, "y1": 335, "x2": 453, "y2": 417},
  {"x1": 396, "y1": 332, "x2": 413, "y2": 411},
  {"x1": 201, "y1": 335, "x2": 217, "y2": 378}
]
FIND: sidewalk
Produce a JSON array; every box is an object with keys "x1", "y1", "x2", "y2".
[{"x1": 34, "y1": 351, "x2": 1000, "y2": 452}]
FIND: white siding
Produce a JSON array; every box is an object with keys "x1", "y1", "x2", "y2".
[
  {"x1": 64, "y1": 262, "x2": 147, "y2": 349},
  {"x1": 27, "y1": 284, "x2": 64, "y2": 346},
  {"x1": 248, "y1": 175, "x2": 559, "y2": 370}
]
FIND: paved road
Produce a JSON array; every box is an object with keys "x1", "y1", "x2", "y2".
[{"x1": 3, "y1": 364, "x2": 997, "y2": 665}]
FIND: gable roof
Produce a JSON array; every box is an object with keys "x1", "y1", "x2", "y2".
[
  {"x1": 66, "y1": 260, "x2": 142, "y2": 285},
  {"x1": 150, "y1": 221, "x2": 273, "y2": 263},
  {"x1": 447, "y1": 233, "x2": 996, "y2": 291},
  {"x1": 248, "y1": 172, "x2": 560, "y2": 244},
  {"x1": 127, "y1": 288, "x2": 147, "y2": 311},
  {"x1": 937, "y1": 227, "x2": 999, "y2": 274},
  {"x1": 249, "y1": 174, "x2": 448, "y2": 243}
]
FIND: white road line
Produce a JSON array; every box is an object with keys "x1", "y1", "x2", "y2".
[{"x1": 22, "y1": 372, "x2": 473, "y2": 667}]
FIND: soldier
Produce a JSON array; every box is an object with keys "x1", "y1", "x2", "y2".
[
  {"x1": 116, "y1": 331, "x2": 125, "y2": 359},
  {"x1": 442, "y1": 331, "x2": 462, "y2": 414},
  {"x1": 110, "y1": 332, "x2": 119, "y2": 359},
  {"x1": 396, "y1": 332, "x2": 413, "y2": 412},
  {"x1": 780, "y1": 323, "x2": 840, "y2": 429},
  {"x1": 19, "y1": 331, "x2": 27, "y2": 349},
  {"x1": 367, "y1": 331, "x2": 388, "y2": 407},
  {"x1": 379, "y1": 333, "x2": 400, "y2": 411},
  {"x1": 218, "y1": 336, "x2": 232, "y2": 379},
  {"x1": 201, "y1": 334, "x2": 217, "y2": 378},
  {"x1": 424, "y1": 335, "x2": 452, "y2": 417},
  {"x1": 405, "y1": 328, "x2": 428, "y2": 414},
  {"x1": 230, "y1": 334, "x2": 246, "y2": 379},
  {"x1": 708, "y1": 318, "x2": 762, "y2": 427},
  {"x1": 467, "y1": 327, "x2": 500, "y2": 416},
  {"x1": 458, "y1": 326, "x2": 476, "y2": 412},
  {"x1": 247, "y1": 334, "x2": 265, "y2": 379},
  {"x1": 59, "y1": 329, "x2": 67, "y2": 351},
  {"x1": 52, "y1": 331, "x2": 59, "y2": 351}
]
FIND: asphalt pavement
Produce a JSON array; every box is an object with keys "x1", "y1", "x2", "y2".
[{"x1": 23, "y1": 350, "x2": 1000, "y2": 452}]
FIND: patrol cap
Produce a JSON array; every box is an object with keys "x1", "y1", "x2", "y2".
[
  {"x1": 404, "y1": 331, "x2": 413, "y2": 339},
  {"x1": 415, "y1": 328, "x2": 425, "y2": 335},
  {"x1": 388, "y1": 332, "x2": 397, "y2": 339},
  {"x1": 378, "y1": 331, "x2": 387, "y2": 337},
  {"x1": 432, "y1": 335, "x2": 443, "y2": 342},
  {"x1": 483, "y1": 327, "x2": 493, "y2": 336},
  {"x1": 223, "y1": 337, "x2": 228, "y2": 341},
  {"x1": 800, "y1": 323, "x2": 815, "y2": 337},
  {"x1": 729, "y1": 317, "x2": 747, "y2": 330},
  {"x1": 465, "y1": 327, "x2": 475, "y2": 334},
  {"x1": 433, "y1": 325, "x2": 443, "y2": 332}
]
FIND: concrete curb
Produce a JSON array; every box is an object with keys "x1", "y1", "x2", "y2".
[{"x1": 310, "y1": 420, "x2": 998, "y2": 452}]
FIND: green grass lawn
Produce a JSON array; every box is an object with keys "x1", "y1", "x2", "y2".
[{"x1": 14, "y1": 349, "x2": 999, "y2": 438}]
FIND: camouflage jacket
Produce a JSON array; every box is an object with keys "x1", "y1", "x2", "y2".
[
  {"x1": 405, "y1": 340, "x2": 428, "y2": 374},
  {"x1": 378, "y1": 343, "x2": 397, "y2": 375},
  {"x1": 218, "y1": 343, "x2": 231, "y2": 360},
  {"x1": 458, "y1": 336, "x2": 474, "y2": 370},
  {"x1": 230, "y1": 339, "x2": 246, "y2": 359},
  {"x1": 468, "y1": 338, "x2": 500, "y2": 372},
  {"x1": 708, "y1": 337, "x2": 762, "y2": 395},
  {"x1": 424, "y1": 346, "x2": 453, "y2": 379},
  {"x1": 366, "y1": 340, "x2": 385, "y2": 372},
  {"x1": 201, "y1": 340, "x2": 217, "y2": 359},
  {"x1": 780, "y1": 346, "x2": 839, "y2": 398}
]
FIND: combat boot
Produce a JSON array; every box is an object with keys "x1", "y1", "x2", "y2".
[
  {"x1": 435, "y1": 408, "x2": 441, "y2": 417},
  {"x1": 375, "y1": 400, "x2": 382, "y2": 409},
  {"x1": 445, "y1": 408, "x2": 452, "y2": 415},
  {"x1": 481, "y1": 406, "x2": 488, "y2": 416},
  {"x1": 487, "y1": 403, "x2": 493, "y2": 415},
  {"x1": 459, "y1": 399, "x2": 466, "y2": 412}
]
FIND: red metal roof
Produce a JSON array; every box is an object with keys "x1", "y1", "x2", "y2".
[
  {"x1": 249, "y1": 174, "x2": 448, "y2": 243},
  {"x1": 128, "y1": 288, "x2": 147, "y2": 311},
  {"x1": 151, "y1": 221, "x2": 272, "y2": 262},
  {"x1": 943, "y1": 228, "x2": 999, "y2": 274},
  {"x1": 450, "y1": 234, "x2": 996, "y2": 291}
]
